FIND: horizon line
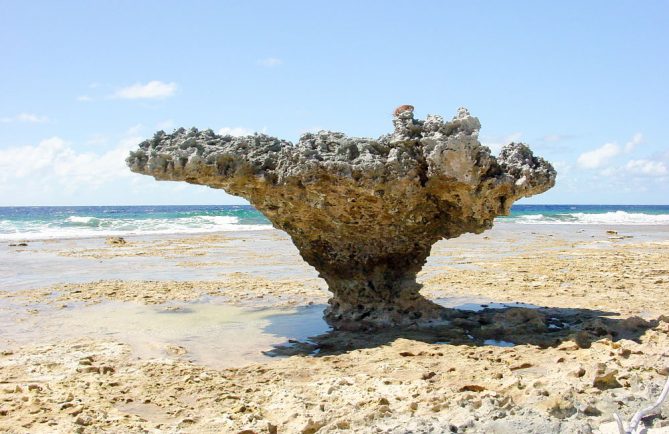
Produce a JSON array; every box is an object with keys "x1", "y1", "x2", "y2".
[{"x1": 1, "y1": 203, "x2": 669, "y2": 208}]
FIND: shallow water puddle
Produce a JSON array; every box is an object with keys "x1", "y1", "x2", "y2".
[
  {"x1": 482, "y1": 339, "x2": 515, "y2": 347},
  {"x1": 0, "y1": 300, "x2": 330, "y2": 369},
  {"x1": 435, "y1": 296, "x2": 541, "y2": 311}
]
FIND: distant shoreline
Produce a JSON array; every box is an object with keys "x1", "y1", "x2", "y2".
[{"x1": 1, "y1": 204, "x2": 669, "y2": 242}]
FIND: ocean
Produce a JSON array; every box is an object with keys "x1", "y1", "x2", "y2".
[{"x1": 1, "y1": 204, "x2": 668, "y2": 241}]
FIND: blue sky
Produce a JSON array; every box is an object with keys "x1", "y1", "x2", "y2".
[{"x1": 1, "y1": 1, "x2": 667, "y2": 205}]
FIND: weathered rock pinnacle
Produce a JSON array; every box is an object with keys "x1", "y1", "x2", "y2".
[{"x1": 126, "y1": 106, "x2": 556, "y2": 330}]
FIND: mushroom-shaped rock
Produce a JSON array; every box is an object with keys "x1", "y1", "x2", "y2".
[{"x1": 126, "y1": 106, "x2": 556, "y2": 330}]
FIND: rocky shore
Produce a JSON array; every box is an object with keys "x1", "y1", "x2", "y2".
[{"x1": 1, "y1": 226, "x2": 668, "y2": 433}]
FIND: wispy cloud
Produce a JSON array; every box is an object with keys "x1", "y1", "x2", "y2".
[
  {"x1": 625, "y1": 159, "x2": 667, "y2": 177},
  {"x1": 112, "y1": 80, "x2": 177, "y2": 100},
  {"x1": 481, "y1": 132, "x2": 523, "y2": 154},
  {"x1": 1, "y1": 113, "x2": 49, "y2": 123},
  {"x1": 540, "y1": 134, "x2": 575, "y2": 143},
  {"x1": 257, "y1": 57, "x2": 283, "y2": 68},
  {"x1": 0, "y1": 131, "x2": 144, "y2": 197},
  {"x1": 218, "y1": 127, "x2": 254, "y2": 137},
  {"x1": 624, "y1": 132, "x2": 643, "y2": 153},
  {"x1": 577, "y1": 132, "x2": 645, "y2": 169},
  {"x1": 577, "y1": 142, "x2": 620, "y2": 169},
  {"x1": 155, "y1": 119, "x2": 175, "y2": 131},
  {"x1": 77, "y1": 95, "x2": 93, "y2": 102}
]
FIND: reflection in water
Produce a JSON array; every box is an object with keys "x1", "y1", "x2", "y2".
[
  {"x1": 435, "y1": 296, "x2": 541, "y2": 312},
  {"x1": 0, "y1": 299, "x2": 330, "y2": 369}
]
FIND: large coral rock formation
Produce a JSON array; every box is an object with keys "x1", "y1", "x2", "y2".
[{"x1": 127, "y1": 106, "x2": 556, "y2": 329}]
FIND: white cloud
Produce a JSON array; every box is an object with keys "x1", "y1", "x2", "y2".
[
  {"x1": 0, "y1": 131, "x2": 253, "y2": 205},
  {"x1": 1, "y1": 113, "x2": 49, "y2": 123},
  {"x1": 112, "y1": 80, "x2": 177, "y2": 100},
  {"x1": 577, "y1": 142, "x2": 620, "y2": 169},
  {"x1": 625, "y1": 159, "x2": 668, "y2": 177},
  {"x1": 218, "y1": 127, "x2": 253, "y2": 137},
  {"x1": 541, "y1": 134, "x2": 574, "y2": 143},
  {"x1": 624, "y1": 132, "x2": 643, "y2": 153},
  {"x1": 551, "y1": 160, "x2": 571, "y2": 176},
  {"x1": 77, "y1": 95, "x2": 93, "y2": 102},
  {"x1": 542, "y1": 134, "x2": 562, "y2": 143},
  {"x1": 156, "y1": 119, "x2": 175, "y2": 131},
  {"x1": 125, "y1": 124, "x2": 144, "y2": 136},
  {"x1": 0, "y1": 132, "x2": 143, "y2": 197},
  {"x1": 577, "y1": 133, "x2": 646, "y2": 170},
  {"x1": 481, "y1": 132, "x2": 523, "y2": 154},
  {"x1": 257, "y1": 57, "x2": 282, "y2": 67}
]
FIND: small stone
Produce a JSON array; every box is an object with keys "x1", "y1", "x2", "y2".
[
  {"x1": 593, "y1": 371, "x2": 622, "y2": 390},
  {"x1": 335, "y1": 420, "x2": 350, "y2": 429},
  {"x1": 106, "y1": 236, "x2": 127, "y2": 245},
  {"x1": 547, "y1": 398, "x2": 577, "y2": 419},
  {"x1": 459, "y1": 385, "x2": 485, "y2": 392},
  {"x1": 580, "y1": 404, "x2": 601, "y2": 416},
  {"x1": 656, "y1": 366, "x2": 669, "y2": 376},
  {"x1": 571, "y1": 367, "x2": 586, "y2": 378},
  {"x1": 66, "y1": 406, "x2": 84, "y2": 416},
  {"x1": 574, "y1": 331, "x2": 592, "y2": 349},
  {"x1": 510, "y1": 362, "x2": 533, "y2": 371},
  {"x1": 77, "y1": 366, "x2": 100, "y2": 374},
  {"x1": 422, "y1": 372, "x2": 437, "y2": 380},
  {"x1": 75, "y1": 416, "x2": 92, "y2": 426}
]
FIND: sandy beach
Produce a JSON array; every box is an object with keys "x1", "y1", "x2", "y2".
[{"x1": 1, "y1": 224, "x2": 669, "y2": 433}]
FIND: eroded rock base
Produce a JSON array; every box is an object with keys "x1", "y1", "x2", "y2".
[{"x1": 324, "y1": 283, "x2": 448, "y2": 330}]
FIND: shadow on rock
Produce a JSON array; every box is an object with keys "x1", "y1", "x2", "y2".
[{"x1": 263, "y1": 305, "x2": 664, "y2": 357}]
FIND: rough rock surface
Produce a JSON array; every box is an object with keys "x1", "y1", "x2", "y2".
[{"x1": 126, "y1": 106, "x2": 556, "y2": 329}]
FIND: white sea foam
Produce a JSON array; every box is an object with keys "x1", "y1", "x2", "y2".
[
  {"x1": 65, "y1": 216, "x2": 101, "y2": 226},
  {"x1": 199, "y1": 215, "x2": 239, "y2": 225},
  {"x1": 507, "y1": 211, "x2": 669, "y2": 225},
  {"x1": 0, "y1": 215, "x2": 272, "y2": 241}
]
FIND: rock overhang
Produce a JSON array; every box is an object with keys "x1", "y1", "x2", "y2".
[{"x1": 127, "y1": 105, "x2": 556, "y2": 330}]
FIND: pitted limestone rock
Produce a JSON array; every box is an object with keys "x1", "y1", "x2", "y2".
[{"x1": 126, "y1": 106, "x2": 556, "y2": 330}]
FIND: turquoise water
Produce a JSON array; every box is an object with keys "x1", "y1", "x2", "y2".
[
  {"x1": 1, "y1": 204, "x2": 668, "y2": 241},
  {"x1": 0, "y1": 205, "x2": 271, "y2": 240},
  {"x1": 500, "y1": 204, "x2": 669, "y2": 225}
]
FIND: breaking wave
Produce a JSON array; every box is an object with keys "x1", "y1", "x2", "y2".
[
  {"x1": 0, "y1": 213, "x2": 272, "y2": 241},
  {"x1": 503, "y1": 211, "x2": 669, "y2": 225}
]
